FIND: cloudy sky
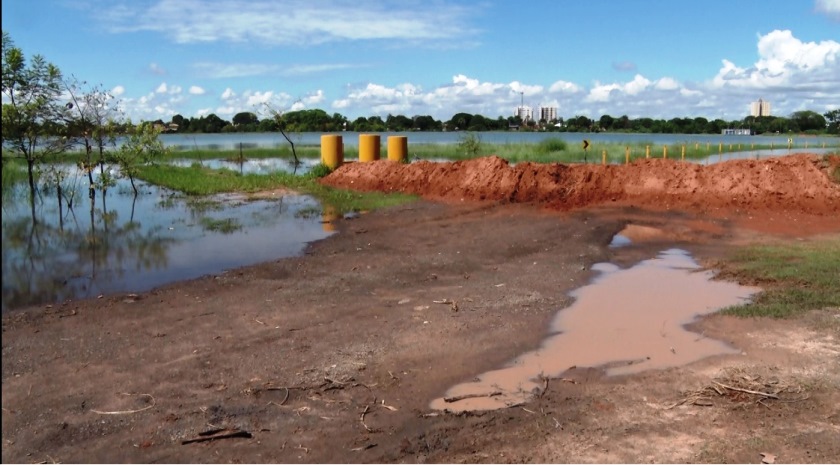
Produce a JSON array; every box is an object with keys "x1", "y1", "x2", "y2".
[{"x1": 3, "y1": 0, "x2": 839, "y2": 122}]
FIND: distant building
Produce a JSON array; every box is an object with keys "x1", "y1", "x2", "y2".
[
  {"x1": 750, "y1": 98, "x2": 771, "y2": 117},
  {"x1": 722, "y1": 128, "x2": 752, "y2": 135},
  {"x1": 539, "y1": 106, "x2": 557, "y2": 122},
  {"x1": 515, "y1": 105, "x2": 533, "y2": 122}
]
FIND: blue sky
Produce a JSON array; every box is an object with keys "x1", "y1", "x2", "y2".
[{"x1": 3, "y1": 0, "x2": 839, "y2": 123}]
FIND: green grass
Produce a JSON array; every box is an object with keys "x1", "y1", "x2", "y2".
[
  {"x1": 199, "y1": 217, "x2": 242, "y2": 234},
  {"x1": 135, "y1": 163, "x2": 417, "y2": 213},
  {"x1": 720, "y1": 239, "x2": 840, "y2": 318}
]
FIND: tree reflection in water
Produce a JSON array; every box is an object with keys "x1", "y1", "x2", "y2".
[{"x1": 2, "y1": 163, "x2": 330, "y2": 312}]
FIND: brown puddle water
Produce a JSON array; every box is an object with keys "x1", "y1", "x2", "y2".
[{"x1": 430, "y1": 248, "x2": 760, "y2": 412}]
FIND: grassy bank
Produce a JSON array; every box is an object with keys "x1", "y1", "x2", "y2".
[
  {"x1": 135, "y1": 163, "x2": 417, "y2": 213},
  {"x1": 720, "y1": 238, "x2": 840, "y2": 319}
]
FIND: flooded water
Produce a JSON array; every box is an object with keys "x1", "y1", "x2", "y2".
[
  {"x1": 1, "y1": 164, "x2": 333, "y2": 312},
  {"x1": 430, "y1": 248, "x2": 760, "y2": 412},
  {"x1": 168, "y1": 157, "x2": 322, "y2": 174}
]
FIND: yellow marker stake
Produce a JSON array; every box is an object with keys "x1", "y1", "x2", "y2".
[
  {"x1": 719, "y1": 142, "x2": 722, "y2": 153},
  {"x1": 663, "y1": 146, "x2": 668, "y2": 159},
  {"x1": 602, "y1": 149, "x2": 607, "y2": 165},
  {"x1": 625, "y1": 146, "x2": 630, "y2": 164},
  {"x1": 681, "y1": 145, "x2": 685, "y2": 161},
  {"x1": 645, "y1": 145, "x2": 650, "y2": 159}
]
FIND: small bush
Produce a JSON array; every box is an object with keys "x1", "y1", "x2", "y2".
[
  {"x1": 457, "y1": 132, "x2": 482, "y2": 157},
  {"x1": 307, "y1": 163, "x2": 333, "y2": 179},
  {"x1": 536, "y1": 138, "x2": 567, "y2": 154}
]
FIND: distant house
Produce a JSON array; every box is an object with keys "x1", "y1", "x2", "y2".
[{"x1": 722, "y1": 128, "x2": 752, "y2": 135}]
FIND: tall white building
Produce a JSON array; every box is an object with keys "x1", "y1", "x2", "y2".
[
  {"x1": 539, "y1": 106, "x2": 557, "y2": 122},
  {"x1": 750, "y1": 98, "x2": 771, "y2": 117},
  {"x1": 515, "y1": 105, "x2": 533, "y2": 122}
]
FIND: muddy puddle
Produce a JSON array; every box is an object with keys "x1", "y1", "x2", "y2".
[{"x1": 430, "y1": 248, "x2": 760, "y2": 412}]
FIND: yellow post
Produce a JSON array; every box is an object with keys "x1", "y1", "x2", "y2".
[
  {"x1": 645, "y1": 145, "x2": 650, "y2": 159},
  {"x1": 738, "y1": 143, "x2": 741, "y2": 150},
  {"x1": 718, "y1": 142, "x2": 722, "y2": 153},
  {"x1": 706, "y1": 142, "x2": 710, "y2": 151},
  {"x1": 320, "y1": 134, "x2": 344, "y2": 169},
  {"x1": 751, "y1": 143, "x2": 754, "y2": 150},
  {"x1": 695, "y1": 143, "x2": 699, "y2": 150},
  {"x1": 387, "y1": 136, "x2": 408, "y2": 162},
  {"x1": 729, "y1": 144, "x2": 732, "y2": 151},
  {"x1": 663, "y1": 146, "x2": 668, "y2": 159},
  {"x1": 358, "y1": 134, "x2": 380, "y2": 162},
  {"x1": 681, "y1": 145, "x2": 685, "y2": 161},
  {"x1": 805, "y1": 141, "x2": 808, "y2": 149},
  {"x1": 823, "y1": 142, "x2": 826, "y2": 149},
  {"x1": 625, "y1": 146, "x2": 630, "y2": 164},
  {"x1": 602, "y1": 149, "x2": 607, "y2": 165}
]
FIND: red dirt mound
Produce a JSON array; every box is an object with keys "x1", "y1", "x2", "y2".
[{"x1": 322, "y1": 153, "x2": 840, "y2": 218}]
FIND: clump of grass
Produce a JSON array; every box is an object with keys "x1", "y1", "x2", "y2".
[
  {"x1": 307, "y1": 163, "x2": 333, "y2": 178},
  {"x1": 199, "y1": 217, "x2": 242, "y2": 234},
  {"x1": 536, "y1": 137, "x2": 567, "y2": 154},
  {"x1": 720, "y1": 238, "x2": 840, "y2": 318}
]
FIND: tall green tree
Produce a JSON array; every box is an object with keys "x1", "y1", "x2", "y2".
[
  {"x1": 824, "y1": 109, "x2": 840, "y2": 135},
  {"x1": 1, "y1": 30, "x2": 66, "y2": 207}
]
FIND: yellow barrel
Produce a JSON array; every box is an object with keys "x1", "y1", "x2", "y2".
[
  {"x1": 321, "y1": 135, "x2": 343, "y2": 169},
  {"x1": 387, "y1": 136, "x2": 408, "y2": 162},
  {"x1": 359, "y1": 134, "x2": 381, "y2": 162}
]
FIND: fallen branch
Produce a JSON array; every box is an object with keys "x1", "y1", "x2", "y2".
[
  {"x1": 181, "y1": 428, "x2": 252, "y2": 445},
  {"x1": 713, "y1": 381, "x2": 779, "y2": 399},
  {"x1": 444, "y1": 391, "x2": 502, "y2": 403},
  {"x1": 360, "y1": 405, "x2": 373, "y2": 432}
]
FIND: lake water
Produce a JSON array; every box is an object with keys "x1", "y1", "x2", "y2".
[
  {"x1": 1, "y1": 164, "x2": 332, "y2": 313},
  {"x1": 159, "y1": 131, "x2": 839, "y2": 150}
]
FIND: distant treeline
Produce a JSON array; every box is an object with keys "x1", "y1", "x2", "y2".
[{"x1": 160, "y1": 108, "x2": 840, "y2": 135}]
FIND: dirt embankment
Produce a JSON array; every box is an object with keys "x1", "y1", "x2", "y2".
[{"x1": 322, "y1": 153, "x2": 840, "y2": 217}]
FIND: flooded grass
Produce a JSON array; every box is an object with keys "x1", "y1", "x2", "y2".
[
  {"x1": 199, "y1": 217, "x2": 242, "y2": 234},
  {"x1": 135, "y1": 163, "x2": 417, "y2": 213},
  {"x1": 720, "y1": 238, "x2": 840, "y2": 318}
]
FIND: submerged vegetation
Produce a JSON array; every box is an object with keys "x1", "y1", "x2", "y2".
[
  {"x1": 134, "y1": 163, "x2": 417, "y2": 213},
  {"x1": 720, "y1": 238, "x2": 840, "y2": 319}
]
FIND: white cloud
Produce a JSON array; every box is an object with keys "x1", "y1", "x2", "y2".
[
  {"x1": 189, "y1": 86, "x2": 205, "y2": 95},
  {"x1": 111, "y1": 85, "x2": 125, "y2": 96},
  {"x1": 712, "y1": 29, "x2": 840, "y2": 92},
  {"x1": 149, "y1": 62, "x2": 166, "y2": 75},
  {"x1": 815, "y1": 0, "x2": 840, "y2": 20},
  {"x1": 221, "y1": 87, "x2": 236, "y2": 100},
  {"x1": 155, "y1": 82, "x2": 168, "y2": 93},
  {"x1": 548, "y1": 80, "x2": 582, "y2": 93},
  {"x1": 99, "y1": 0, "x2": 478, "y2": 47}
]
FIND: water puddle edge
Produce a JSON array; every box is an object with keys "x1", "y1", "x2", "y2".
[{"x1": 430, "y1": 248, "x2": 760, "y2": 412}]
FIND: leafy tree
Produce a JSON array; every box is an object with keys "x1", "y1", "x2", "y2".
[
  {"x1": 1, "y1": 30, "x2": 66, "y2": 207},
  {"x1": 790, "y1": 110, "x2": 826, "y2": 133},
  {"x1": 114, "y1": 121, "x2": 167, "y2": 196},
  {"x1": 232, "y1": 111, "x2": 258, "y2": 126},
  {"x1": 825, "y1": 109, "x2": 840, "y2": 135},
  {"x1": 64, "y1": 78, "x2": 122, "y2": 197}
]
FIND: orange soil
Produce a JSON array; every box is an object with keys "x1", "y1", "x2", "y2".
[{"x1": 322, "y1": 153, "x2": 840, "y2": 235}]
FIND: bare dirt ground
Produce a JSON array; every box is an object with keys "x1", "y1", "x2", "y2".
[{"x1": 3, "y1": 153, "x2": 840, "y2": 464}]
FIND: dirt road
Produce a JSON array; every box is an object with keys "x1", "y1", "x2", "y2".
[{"x1": 2, "y1": 154, "x2": 839, "y2": 463}]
